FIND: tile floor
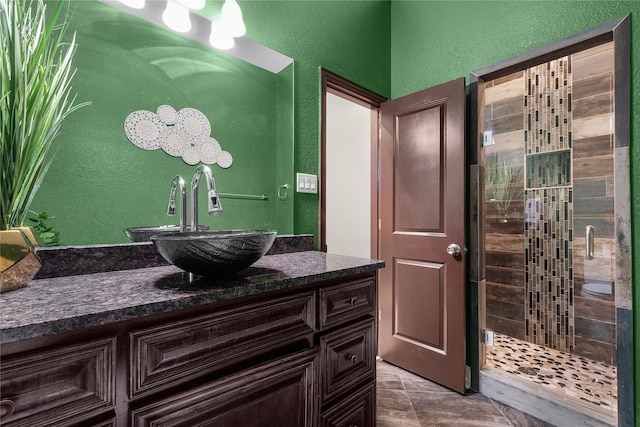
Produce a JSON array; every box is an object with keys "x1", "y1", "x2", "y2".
[
  {"x1": 377, "y1": 359, "x2": 554, "y2": 427},
  {"x1": 485, "y1": 333, "x2": 617, "y2": 417}
]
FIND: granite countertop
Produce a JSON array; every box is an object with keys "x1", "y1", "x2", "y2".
[{"x1": 0, "y1": 251, "x2": 384, "y2": 344}]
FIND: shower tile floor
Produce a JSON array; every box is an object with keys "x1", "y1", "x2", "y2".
[{"x1": 485, "y1": 333, "x2": 617, "y2": 417}]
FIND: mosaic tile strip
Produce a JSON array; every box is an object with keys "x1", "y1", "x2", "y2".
[
  {"x1": 486, "y1": 333, "x2": 617, "y2": 416},
  {"x1": 525, "y1": 187, "x2": 574, "y2": 351},
  {"x1": 524, "y1": 57, "x2": 572, "y2": 154},
  {"x1": 524, "y1": 56, "x2": 575, "y2": 353}
]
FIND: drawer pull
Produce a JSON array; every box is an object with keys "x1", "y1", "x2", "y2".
[
  {"x1": 347, "y1": 354, "x2": 358, "y2": 364},
  {"x1": 0, "y1": 399, "x2": 16, "y2": 418},
  {"x1": 347, "y1": 297, "x2": 358, "y2": 306}
]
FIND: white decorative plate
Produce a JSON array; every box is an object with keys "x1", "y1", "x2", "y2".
[
  {"x1": 217, "y1": 150, "x2": 233, "y2": 168},
  {"x1": 176, "y1": 108, "x2": 211, "y2": 138},
  {"x1": 157, "y1": 105, "x2": 177, "y2": 125},
  {"x1": 124, "y1": 110, "x2": 164, "y2": 150},
  {"x1": 200, "y1": 137, "x2": 222, "y2": 164},
  {"x1": 182, "y1": 147, "x2": 201, "y2": 165},
  {"x1": 160, "y1": 128, "x2": 187, "y2": 157}
]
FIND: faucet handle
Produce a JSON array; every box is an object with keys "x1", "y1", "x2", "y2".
[{"x1": 167, "y1": 176, "x2": 186, "y2": 224}]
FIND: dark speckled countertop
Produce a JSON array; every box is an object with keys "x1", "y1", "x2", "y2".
[{"x1": 1, "y1": 251, "x2": 384, "y2": 344}]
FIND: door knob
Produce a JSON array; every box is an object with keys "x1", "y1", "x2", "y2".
[{"x1": 447, "y1": 243, "x2": 461, "y2": 257}]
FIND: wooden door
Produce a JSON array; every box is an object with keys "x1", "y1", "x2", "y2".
[{"x1": 378, "y1": 77, "x2": 466, "y2": 393}]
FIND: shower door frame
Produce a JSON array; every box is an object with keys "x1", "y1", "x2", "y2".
[{"x1": 468, "y1": 16, "x2": 633, "y2": 425}]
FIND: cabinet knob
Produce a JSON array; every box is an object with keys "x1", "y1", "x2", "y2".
[
  {"x1": 347, "y1": 297, "x2": 358, "y2": 306},
  {"x1": 0, "y1": 399, "x2": 16, "y2": 418},
  {"x1": 347, "y1": 354, "x2": 358, "y2": 364}
]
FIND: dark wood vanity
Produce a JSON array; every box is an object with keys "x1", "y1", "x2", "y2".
[{"x1": 0, "y1": 249, "x2": 383, "y2": 426}]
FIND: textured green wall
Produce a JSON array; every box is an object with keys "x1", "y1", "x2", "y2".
[
  {"x1": 31, "y1": 0, "x2": 290, "y2": 244},
  {"x1": 31, "y1": 0, "x2": 391, "y2": 245},
  {"x1": 390, "y1": 0, "x2": 638, "y2": 420},
  {"x1": 240, "y1": 0, "x2": 392, "y2": 238}
]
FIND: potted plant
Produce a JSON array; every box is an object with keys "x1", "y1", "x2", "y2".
[
  {"x1": 0, "y1": 0, "x2": 88, "y2": 292},
  {"x1": 485, "y1": 154, "x2": 523, "y2": 223}
]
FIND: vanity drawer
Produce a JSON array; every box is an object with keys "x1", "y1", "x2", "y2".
[
  {"x1": 320, "y1": 381, "x2": 375, "y2": 427},
  {"x1": 320, "y1": 318, "x2": 375, "y2": 404},
  {"x1": 130, "y1": 291, "x2": 315, "y2": 397},
  {"x1": 0, "y1": 336, "x2": 116, "y2": 427},
  {"x1": 319, "y1": 278, "x2": 375, "y2": 330}
]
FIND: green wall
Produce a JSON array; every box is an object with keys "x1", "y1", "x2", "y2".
[
  {"x1": 241, "y1": 0, "x2": 392, "y2": 237},
  {"x1": 389, "y1": 0, "x2": 638, "y2": 420},
  {"x1": 31, "y1": 0, "x2": 391, "y2": 245},
  {"x1": 31, "y1": 0, "x2": 292, "y2": 244}
]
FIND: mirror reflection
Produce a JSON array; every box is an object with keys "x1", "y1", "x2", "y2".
[{"x1": 31, "y1": 0, "x2": 294, "y2": 245}]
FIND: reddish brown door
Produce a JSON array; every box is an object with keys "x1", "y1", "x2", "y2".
[{"x1": 378, "y1": 77, "x2": 466, "y2": 393}]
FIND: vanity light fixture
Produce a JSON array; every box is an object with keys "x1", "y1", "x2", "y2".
[
  {"x1": 162, "y1": 1, "x2": 191, "y2": 33},
  {"x1": 209, "y1": 19, "x2": 235, "y2": 50},
  {"x1": 175, "y1": 0, "x2": 205, "y2": 10},
  {"x1": 221, "y1": 0, "x2": 246, "y2": 37},
  {"x1": 209, "y1": 0, "x2": 246, "y2": 50},
  {"x1": 117, "y1": 0, "x2": 145, "y2": 9}
]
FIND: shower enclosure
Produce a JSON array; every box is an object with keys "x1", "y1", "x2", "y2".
[{"x1": 470, "y1": 17, "x2": 633, "y2": 427}]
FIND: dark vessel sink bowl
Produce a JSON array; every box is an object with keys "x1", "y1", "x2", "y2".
[
  {"x1": 124, "y1": 225, "x2": 209, "y2": 242},
  {"x1": 150, "y1": 230, "x2": 277, "y2": 276}
]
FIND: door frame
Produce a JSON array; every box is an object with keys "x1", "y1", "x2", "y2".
[
  {"x1": 469, "y1": 16, "x2": 633, "y2": 425},
  {"x1": 319, "y1": 68, "x2": 387, "y2": 257}
]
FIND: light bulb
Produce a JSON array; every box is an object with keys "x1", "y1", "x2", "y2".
[
  {"x1": 162, "y1": 1, "x2": 191, "y2": 33},
  {"x1": 175, "y1": 0, "x2": 205, "y2": 10},
  {"x1": 210, "y1": 20, "x2": 235, "y2": 50},
  {"x1": 118, "y1": 0, "x2": 145, "y2": 9},
  {"x1": 221, "y1": 0, "x2": 246, "y2": 38}
]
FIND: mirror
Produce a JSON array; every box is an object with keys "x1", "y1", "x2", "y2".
[{"x1": 31, "y1": 0, "x2": 294, "y2": 245}]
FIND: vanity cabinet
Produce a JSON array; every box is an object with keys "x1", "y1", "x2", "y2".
[
  {"x1": 0, "y1": 273, "x2": 377, "y2": 427},
  {"x1": 0, "y1": 337, "x2": 116, "y2": 427}
]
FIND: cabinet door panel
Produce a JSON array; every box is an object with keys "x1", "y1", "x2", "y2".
[
  {"x1": 130, "y1": 292, "x2": 315, "y2": 397},
  {"x1": 0, "y1": 337, "x2": 115, "y2": 427},
  {"x1": 320, "y1": 382, "x2": 375, "y2": 427},
  {"x1": 320, "y1": 278, "x2": 375, "y2": 330},
  {"x1": 320, "y1": 318, "x2": 375, "y2": 404},
  {"x1": 130, "y1": 349, "x2": 318, "y2": 427}
]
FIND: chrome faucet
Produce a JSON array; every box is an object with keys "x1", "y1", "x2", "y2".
[
  {"x1": 167, "y1": 176, "x2": 188, "y2": 231},
  {"x1": 191, "y1": 165, "x2": 222, "y2": 231}
]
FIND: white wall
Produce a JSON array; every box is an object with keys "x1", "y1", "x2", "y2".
[{"x1": 325, "y1": 92, "x2": 371, "y2": 258}]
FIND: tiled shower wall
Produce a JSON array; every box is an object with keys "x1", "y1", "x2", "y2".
[{"x1": 483, "y1": 42, "x2": 616, "y2": 365}]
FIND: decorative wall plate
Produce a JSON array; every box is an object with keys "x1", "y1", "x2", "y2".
[
  {"x1": 177, "y1": 108, "x2": 211, "y2": 138},
  {"x1": 160, "y1": 128, "x2": 187, "y2": 157},
  {"x1": 200, "y1": 137, "x2": 222, "y2": 164},
  {"x1": 217, "y1": 150, "x2": 233, "y2": 168},
  {"x1": 157, "y1": 105, "x2": 177, "y2": 125},
  {"x1": 124, "y1": 111, "x2": 164, "y2": 150},
  {"x1": 182, "y1": 147, "x2": 201, "y2": 165},
  {"x1": 124, "y1": 105, "x2": 233, "y2": 167}
]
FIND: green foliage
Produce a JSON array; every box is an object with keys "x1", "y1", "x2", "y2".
[
  {"x1": 485, "y1": 154, "x2": 523, "y2": 219},
  {"x1": 27, "y1": 210, "x2": 58, "y2": 246},
  {"x1": 0, "y1": 0, "x2": 89, "y2": 230}
]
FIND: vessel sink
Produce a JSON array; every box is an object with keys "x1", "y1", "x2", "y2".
[
  {"x1": 150, "y1": 230, "x2": 277, "y2": 276},
  {"x1": 124, "y1": 225, "x2": 209, "y2": 242}
]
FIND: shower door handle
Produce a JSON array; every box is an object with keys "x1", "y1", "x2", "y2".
[{"x1": 586, "y1": 225, "x2": 595, "y2": 260}]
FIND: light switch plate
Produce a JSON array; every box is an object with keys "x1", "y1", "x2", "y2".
[{"x1": 296, "y1": 173, "x2": 318, "y2": 194}]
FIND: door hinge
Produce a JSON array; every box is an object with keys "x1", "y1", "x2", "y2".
[
  {"x1": 481, "y1": 329, "x2": 494, "y2": 346},
  {"x1": 465, "y1": 365, "x2": 471, "y2": 390}
]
